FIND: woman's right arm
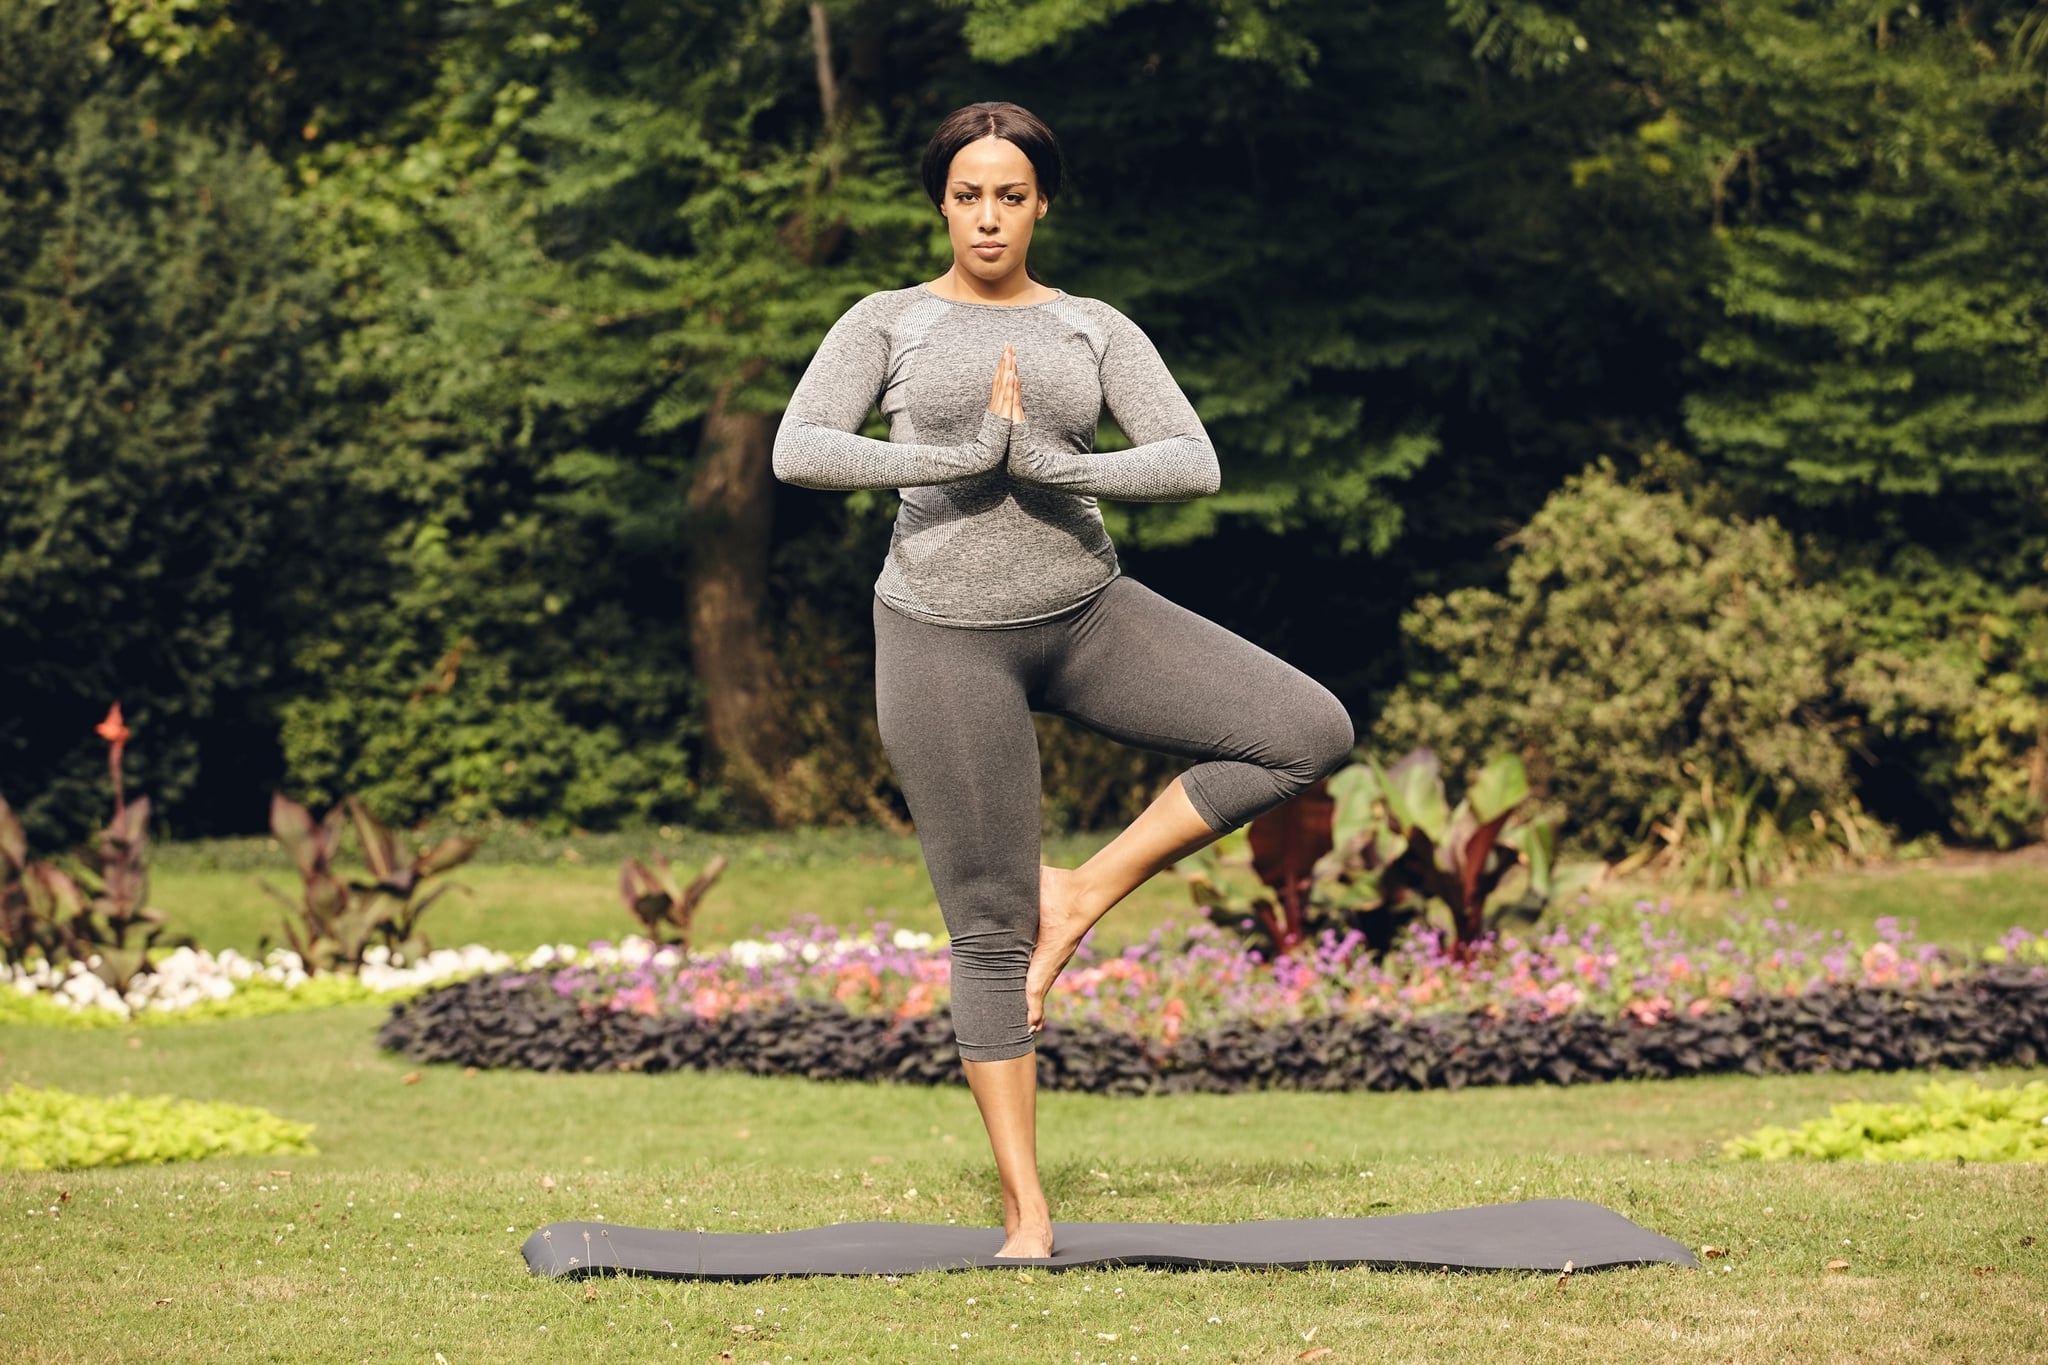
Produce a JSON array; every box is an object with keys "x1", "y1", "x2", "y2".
[{"x1": 772, "y1": 295, "x2": 1012, "y2": 490}]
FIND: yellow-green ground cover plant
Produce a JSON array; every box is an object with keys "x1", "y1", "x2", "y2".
[
  {"x1": 1724, "y1": 1079, "x2": 2048, "y2": 1164},
  {"x1": 0, "y1": 1084, "x2": 316, "y2": 1171}
]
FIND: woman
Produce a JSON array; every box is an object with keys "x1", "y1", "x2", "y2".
[{"x1": 772, "y1": 101, "x2": 1355, "y2": 1259}]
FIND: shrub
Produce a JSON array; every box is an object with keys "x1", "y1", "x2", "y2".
[
  {"x1": 1377, "y1": 462, "x2": 1874, "y2": 874},
  {"x1": 1837, "y1": 550, "x2": 2048, "y2": 850}
]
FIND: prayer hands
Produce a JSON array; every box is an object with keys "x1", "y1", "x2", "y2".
[{"x1": 986, "y1": 344, "x2": 1025, "y2": 424}]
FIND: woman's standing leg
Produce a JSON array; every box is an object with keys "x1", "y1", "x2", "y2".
[
  {"x1": 872, "y1": 595, "x2": 1054, "y2": 1256},
  {"x1": 1026, "y1": 577, "x2": 1357, "y2": 1028}
]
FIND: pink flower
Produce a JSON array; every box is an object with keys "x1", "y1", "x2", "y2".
[{"x1": 1625, "y1": 995, "x2": 1673, "y2": 1026}]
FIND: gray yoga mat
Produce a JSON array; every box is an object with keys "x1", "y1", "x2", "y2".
[{"x1": 521, "y1": 1198, "x2": 1698, "y2": 1280}]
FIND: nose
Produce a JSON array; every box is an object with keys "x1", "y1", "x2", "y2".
[{"x1": 977, "y1": 199, "x2": 999, "y2": 230}]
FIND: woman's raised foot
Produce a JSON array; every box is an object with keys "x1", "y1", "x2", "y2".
[{"x1": 1026, "y1": 865, "x2": 1098, "y2": 1033}]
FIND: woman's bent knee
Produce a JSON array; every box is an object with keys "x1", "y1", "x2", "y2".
[
  {"x1": 1305, "y1": 686, "x2": 1357, "y2": 783},
  {"x1": 1277, "y1": 683, "x2": 1356, "y2": 790}
]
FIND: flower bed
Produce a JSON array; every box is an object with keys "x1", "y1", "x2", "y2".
[
  {"x1": 405, "y1": 906, "x2": 2039, "y2": 1037},
  {"x1": 379, "y1": 965, "x2": 2048, "y2": 1094},
  {"x1": 3, "y1": 943, "x2": 514, "y2": 1027},
  {"x1": 376, "y1": 909, "x2": 2048, "y2": 1093}
]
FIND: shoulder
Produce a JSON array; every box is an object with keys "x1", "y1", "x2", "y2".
[
  {"x1": 1056, "y1": 293, "x2": 1155, "y2": 341},
  {"x1": 825, "y1": 285, "x2": 930, "y2": 334},
  {"x1": 1050, "y1": 294, "x2": 1165, "y2": 367}
]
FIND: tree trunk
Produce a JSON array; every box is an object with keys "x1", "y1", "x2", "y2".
[
  {"x1": 683, "y1": 2, "x2": 865, "y2": 824},
  {"x1": 684, "y1": 370, "x2": 790, "y2": 823}
]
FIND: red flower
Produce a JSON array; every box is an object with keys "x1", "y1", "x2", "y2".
[{"x1": 95, "y1": 702, "x2": 131, "y2": 745}]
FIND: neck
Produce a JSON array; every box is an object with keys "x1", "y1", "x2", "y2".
[{"x1": 933, "y1": 266, "x2": 1050, "y2": 305}]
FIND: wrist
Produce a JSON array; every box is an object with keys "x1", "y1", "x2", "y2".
[{"x1": 976, "y1": 407, "x2": 1012, "y2": 466}]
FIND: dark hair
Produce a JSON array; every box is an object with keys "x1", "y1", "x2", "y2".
[{"x1": 921, "y1": 101, "x2": 1067, "y2": 285}]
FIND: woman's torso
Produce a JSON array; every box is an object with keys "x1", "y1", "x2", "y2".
[{"x1": 868, "y1": 284, "x2": 1123, "y2": 628}]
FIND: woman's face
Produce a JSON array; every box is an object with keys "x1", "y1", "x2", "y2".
[{"x1": 938, "y1": 134, "x2": 1047, "y2": 285}]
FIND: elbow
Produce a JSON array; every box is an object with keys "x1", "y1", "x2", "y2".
[
  {"x1": 1183, "y1": 439, "x2": 1222, "y2": 499},
  {"x1": 770, "y1": 423, "x2": 814, "y2": 488}
]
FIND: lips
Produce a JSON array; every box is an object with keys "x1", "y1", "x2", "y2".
[{"x1": 972, "y1": 242, "x2": 1005, "y2": 253}]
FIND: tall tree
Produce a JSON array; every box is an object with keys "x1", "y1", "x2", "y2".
[{"x1": 0, "y1": 0, "x2": 343, "y2": 841}]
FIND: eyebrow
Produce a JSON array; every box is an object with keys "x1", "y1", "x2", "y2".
[{"x1": 951, "y1": 179, "x2": 1030, "y2": 190}]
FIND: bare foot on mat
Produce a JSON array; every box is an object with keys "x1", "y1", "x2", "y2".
[{"x1": 994, "y1": 1220, "x2": 1055, "y2": 1259}]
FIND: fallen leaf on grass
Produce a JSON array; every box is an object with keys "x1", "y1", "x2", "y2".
[
  {"x1": 401, "y1": 1071, "x2": 422, "y2": 1086},
  {"x1": 1972, "y1": 1266, "x2": 1997, "y2": 1277},
  {"x1": 152, "y1": 1298, "x2": 171, "y2": 1307},
  {"x1": 584, "y1": 1284, "x2": 598, "y2": 1300},
  {"x1": 1298, "y1": 1350, "x2": 1332, "y2": 1362},
  {"x1": 2019, "y1": 1236, "x2": 2034, "y2": 1248},
  {"x1": 1825, "y1": 1259, "x2": 1850, "y2": 1273},
  {"x1": 541, "y1": 1176, "x2": 556, "y2": 1193},
  {"x1": 1701, "y1": 1246, "x2": 1726, "y2": 1259}
]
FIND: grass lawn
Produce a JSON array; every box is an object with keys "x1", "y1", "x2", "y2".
[
  {"x1": 3, "y1": 1007, "x2": 2046, "y2": 1363},
  {"x1": 144, "y1": 829, "x2": 1200, "y2": 958},
  {"x1": 144, "y1": 829, "x2": 2048, "y2": 959},
  {"x1": 8, "y1": 838, "x2": 2045, "y2": 1360}
]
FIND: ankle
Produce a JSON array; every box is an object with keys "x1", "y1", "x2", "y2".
[{"x1": 1062, "y1": 866, "x2": 1120, "y2": 923}]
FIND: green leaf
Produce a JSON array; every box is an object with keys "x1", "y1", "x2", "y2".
[{"x1": 1468, "y1": 752, "x2": 1530, "y2": 825}]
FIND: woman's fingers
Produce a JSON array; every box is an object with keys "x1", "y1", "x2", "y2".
[{"x1": 988, "y1": 345, "x2": 1025, "y2": 424}]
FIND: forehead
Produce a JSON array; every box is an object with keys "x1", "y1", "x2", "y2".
[{"x1": 947, "y1": 134, "x2": 1035, "y2": 186}]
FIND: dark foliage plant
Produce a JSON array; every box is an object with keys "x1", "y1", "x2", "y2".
[
  {"x1": 0, "y1": 706, "x2": 174, "y2": 992},
  {"x1": 259, "y1": 793, "x2": 480, "y2": 971},
  {"x1": 618, "y1": 850, "x2": 727, "y2": 949},
  {"x1": 1186, "y1": 751, "x2": 1555, "y2": 960},
  {"x1": 380, "y1": 965, "x2": 2048, "y2": 1097}
]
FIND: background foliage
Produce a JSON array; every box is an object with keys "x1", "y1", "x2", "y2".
[{"x1": 2, "y1": 0, "x2": 2043, "y2": 860}]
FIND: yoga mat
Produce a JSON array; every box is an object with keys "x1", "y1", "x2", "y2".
[{"x1": 521, "y1": 1198, "x2": 1698, "y2": 1280}]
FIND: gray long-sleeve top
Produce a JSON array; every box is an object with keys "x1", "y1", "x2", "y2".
[{"x1": 771, "y1": 283, "x2": 1220, "y2": 628}]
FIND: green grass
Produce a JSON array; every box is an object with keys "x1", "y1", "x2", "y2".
[
  {"x1": 146, "y1": 828, "x2": 1200, "y2": 958},
  {"x1": 142, "y1": 827, "x2": 2048, "y2": 961},
  {"x1": 3, "y1": 1008, "x2": 2046, "y2": 1362}
]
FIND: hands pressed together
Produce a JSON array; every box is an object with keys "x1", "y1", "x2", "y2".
[{"x1": 986, "y1": 343, "x2": 1026, "y2": 425}]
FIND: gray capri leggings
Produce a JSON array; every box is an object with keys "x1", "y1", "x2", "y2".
[{"x1": 873, "y1": 574, "x2": 1357, "y2": 1062}]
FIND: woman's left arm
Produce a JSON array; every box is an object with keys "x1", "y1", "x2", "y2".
[{"x1": 1005, "y1": 307, "x2": 1221, "y2": 501}]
